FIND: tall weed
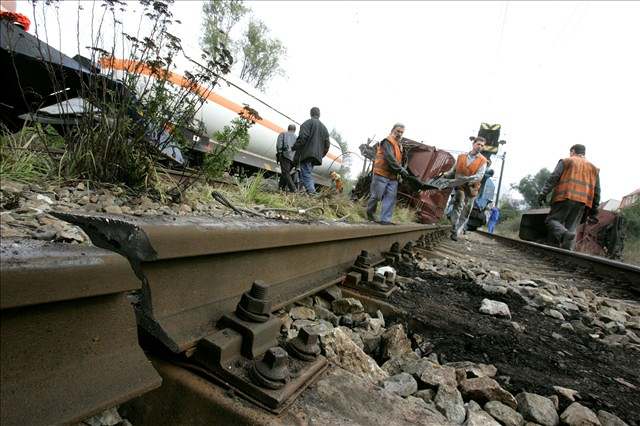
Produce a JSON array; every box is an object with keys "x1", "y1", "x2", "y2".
[{"x1": 0, "y1": 126, "x2": 54, "y2": 183}]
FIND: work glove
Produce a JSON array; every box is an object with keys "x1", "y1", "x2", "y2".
[
  {"x1": 537, "y1": 193, "x2": 547, "y2": 206},
  {"x1": 399, "y1": 167, "x2": 410, "y2": 179}
]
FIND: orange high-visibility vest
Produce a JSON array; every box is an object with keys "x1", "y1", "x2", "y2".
[
  {"x1": 551, "y1": 156, "x2": 598, "y2": 207},
  {"x1": 373, "y1": 136, "x2": 403, "y2": 180},
  {"x1": 455, "y1": 153, "x2": 487, "y2": 196}
]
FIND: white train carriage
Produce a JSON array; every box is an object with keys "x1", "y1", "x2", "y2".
[{"x1": 102, "y1": 59, "x2": 343, "y2": 186}]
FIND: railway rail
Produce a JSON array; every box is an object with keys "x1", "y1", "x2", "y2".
[{"x1": 1, "y1": 216, "x2": 638, "y2": 425}]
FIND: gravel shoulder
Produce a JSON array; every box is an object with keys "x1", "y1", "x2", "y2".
[{"x1": 389, "y1": 232, "x2": 640, "y2": 423}]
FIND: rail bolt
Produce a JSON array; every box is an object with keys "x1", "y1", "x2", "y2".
[
  {"x1": 287, "y1": 327, "x2": 321, "y2": 361},
  {"x1": 236, "y1": 280, "x2": 272, "y2": 323},
  {"x1": 402, "y1": 242, "x2": 414, "y2": 255},
  {"x1": 389, "y1": 242, "x2": 401, "y2": 254},
  {"x1": 354, "y1": 250, "x2": 371, "y2": 268},
  {"x1": 371, "y1": 273, "x2": 389, "y2": 291},
  {"x1": 251, "y1": 346, "x2": 290, "y2": 389},
  {"x1": 384, "y1": 270, "x2": 396, "y2": 285}
]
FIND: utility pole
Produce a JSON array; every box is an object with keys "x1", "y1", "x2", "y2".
[{"x1": 495, "y1": 150, "x2": 506, "y2": 205}]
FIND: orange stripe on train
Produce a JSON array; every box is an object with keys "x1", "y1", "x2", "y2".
[{"x1": 100, "y1": 58, "x2": 341, "y2": 163}]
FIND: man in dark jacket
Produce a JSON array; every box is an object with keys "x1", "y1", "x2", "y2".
[
  {"x1": 293, "y1": 107, "x2": 330, "y2": 194},
  {"x1": 276, "y1": 124, "x2": 297, "y2": 192}
]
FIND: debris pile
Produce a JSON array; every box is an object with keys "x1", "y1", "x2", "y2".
[{"x1": 278, "y1": 280, "x2": 632, "y2": 425}]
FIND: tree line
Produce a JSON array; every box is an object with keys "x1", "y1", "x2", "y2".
[{"x1": 201, "y1": 0, "x2": 286, "y2": 91}]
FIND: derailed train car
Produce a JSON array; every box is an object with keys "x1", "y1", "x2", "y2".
[
  {"x1": 519, "y1": 208, "x2": 625, "y2": 259},
  {"x1": 0, "y1": 20, "x2": 343, "y2": 186}
]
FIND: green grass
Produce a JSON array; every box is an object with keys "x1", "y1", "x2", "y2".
[
  {"x1": 494, "y1": 214, "x2": 522, "y2": 239},
  {"x1": 0, "y1": 127, "x2": 54, "y2": 183},
  {"x1": 180, "y1": 174, "x2": 419, "y2": 224},
  {"x1": 623, "y1": 237, "x2": 640, "y2": 266}
]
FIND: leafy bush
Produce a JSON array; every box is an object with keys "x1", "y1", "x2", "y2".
[
  {"x1": 620, "y1": 200, "x2": 640, "y2": 240},
  {"x1": 202, "y1": 107, "x2": 260, "y2": 179}
]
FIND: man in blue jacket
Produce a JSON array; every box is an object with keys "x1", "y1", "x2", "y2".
[{"x1": 487, "y1": 204, "x2": 500, "y2": 234}]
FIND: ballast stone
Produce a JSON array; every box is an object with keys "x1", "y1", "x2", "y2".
[
  {"x1": 381, "y1": 324, "x2": 413, "y2": 361},
  {"x1": 484, "y1": 401, "x2": 524, "y2": 426},
  {"x1": 464, "y1": 401, "x2": 501, "y2": 426},
  {"x1": 560, "y1": 402, "x2": 601, "y2": 426},
  {"x1": 319, "y1": 327, "x2": 387, "y2": 383},
  {"x1": 459, "y1": 376, "x2": 517, "y2": 409},
  {"x1": 434, "y1": 384, "x2": 466, "y2": 424},
  {"x1": 331, "y1": 297, "x2": 364, "y2": 315},
  {"x1": 380, "y1": 372, "x2": 418, "y2": 397},
  {"x1": 479, "y1": 299, "x2": 511, "y2": 319},
  {"x1": 516, "y1": 392, "x2": 559, "y2": 426},
  {"x1": 597, "y1": 410, "x2": 629, "y2": 426}
]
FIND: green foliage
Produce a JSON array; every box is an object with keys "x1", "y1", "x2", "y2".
[
  {"x1": 494, "y1": 213, "x2": 523, "y2": 238},
  {"x1": 238, "y1": 19, "x2": 286, "y2": 90},
  {"x1": 26, "y1": 0, "x2": 234, "y2": 189},
  {"x1": 498, "y1": 197, "x2": 521, "y2": 223},
  {"x1": 235, "y1": 172, "x2": 265, "y2": 204},
  {"x1": 620, "y1": 200, "x2": 640, "y2": 240},
  {"x1": 201, "y1": 0, "x2": 248, "y2": 58},
  {"x1": 0, "y1": 126, "x2": 54, "y2": 183},
  {"x1": 622, "y1": 237, "x2": 640, "y2": 266},
  {"x1": 200, "y1": 1, "x2": 286, "y2": 90},
  {"x1": 202, "y1": 106, "x2": 260, "y2": 179},
  {"x1": 511, "y1": 168, "x2": 551, "y2": 208}
]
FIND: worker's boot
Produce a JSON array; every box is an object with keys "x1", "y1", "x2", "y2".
[
  {"x1": 560, "y1": 231, "x2": 575, "y2": 250},
  {"x1": 450, "y1": 230, "x2": 458, "y2": 241}
]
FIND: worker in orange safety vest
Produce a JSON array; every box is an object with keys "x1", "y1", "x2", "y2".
[
  {"x1": 444, "y1": 136, "x2": 488, "y2": 240},
  {"x1": 366, "y1": 123, "x2": 410, "y2": 224},
  {"x1": 538, "y1": 144, "x2": 600, "y2": 250}
]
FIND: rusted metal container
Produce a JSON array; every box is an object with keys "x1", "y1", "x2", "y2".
[{"x1": 400, "y1": 140, "x2": 455, "y2": 224}]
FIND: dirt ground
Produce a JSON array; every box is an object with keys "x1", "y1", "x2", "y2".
[{"x1": 388, "y1": 236, "x2": 640, "y2": 425}]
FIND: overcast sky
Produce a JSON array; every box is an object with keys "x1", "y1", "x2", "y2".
[{"x1": 20, "y1": 1, "x2": 640, "y2": 202}]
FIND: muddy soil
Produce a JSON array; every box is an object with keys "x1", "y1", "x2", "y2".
[{"x1": 390, "y1": 265, "x2": 640, "y2": 424}]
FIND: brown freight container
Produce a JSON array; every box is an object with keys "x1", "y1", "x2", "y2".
[{"x1": 399, "y1": 140, "x2": 455, "y2": 224}]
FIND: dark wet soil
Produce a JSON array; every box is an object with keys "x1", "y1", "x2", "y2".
[{"x1": 390, "y1": 264, "x2": 640, "y2": 425}]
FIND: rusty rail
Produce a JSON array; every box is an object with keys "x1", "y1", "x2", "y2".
[
  {"x1": 55, "y1": 213, "x2": 448, "y2": 353},
  {"x1": 2, "y1": 213, "x2": 450, "y2": 420},
  {"x1": 0, "y1": 239, "x2": 161, "y2": 426},
  {"x1": 477, "y1": 230, "x2": 640, "y2": 288}
]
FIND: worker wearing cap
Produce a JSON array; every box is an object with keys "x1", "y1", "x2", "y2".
[
  {"x1": 366, "y1": 123, "x2": 410, "y2": 224},
  {"x1": 538, "y1": 144, "x2": 600, "y2": 250},
  {"x1": 444, "y1": 136, "x2": 488, "y2": 240}
]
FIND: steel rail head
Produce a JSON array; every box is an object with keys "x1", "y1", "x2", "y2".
[
  {"x1": 0, "y1": 240, "x2": 161, "y2": 426},
  {"x1": 477, "y1": 230, "x2": 640, "y2": 287},
  {"x1": 52, "y1": 212, "x2": 448, "y2": 354}
]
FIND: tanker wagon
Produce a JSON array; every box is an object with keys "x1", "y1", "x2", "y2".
[
  {"x1": 106, "y1": 58, "x2": 346, "y2": 187},
  {"x1": 1, "y1": 19, "x2": 344, "y2": 187}
]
